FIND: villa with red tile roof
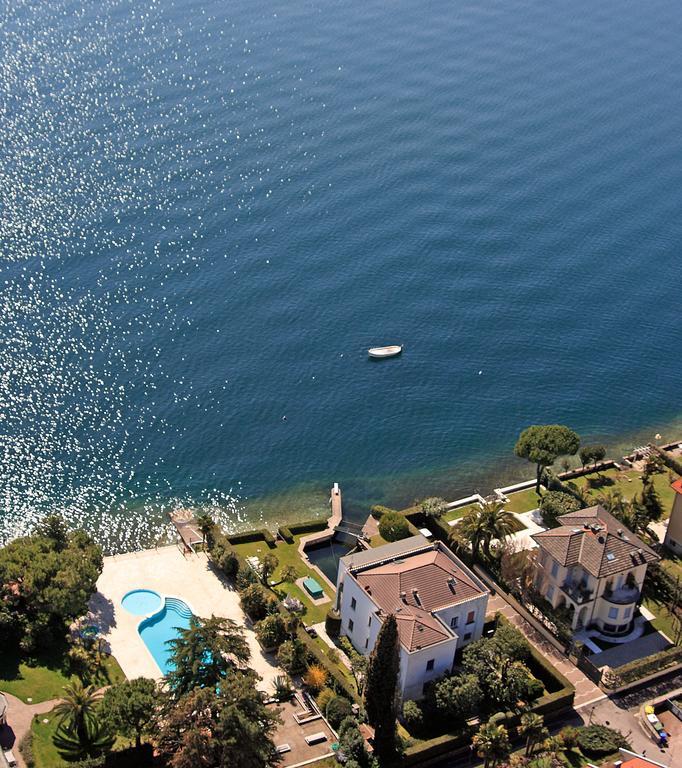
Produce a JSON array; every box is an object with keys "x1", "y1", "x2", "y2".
[
  {"x1": 531, "y1": 505, "x2": 658, "y2": 635},
  {"x1": 336, "y1": 535, "x2": 489, "y2": 700}
]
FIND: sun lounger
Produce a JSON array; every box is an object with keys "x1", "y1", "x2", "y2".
[{"x1": 275, "y1": 744, "x2": 291, "y2": 754}]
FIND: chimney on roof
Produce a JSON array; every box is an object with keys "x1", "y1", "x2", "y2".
[
  {"x1": 412, "y1": 588, "x2": 422, "y2": 606},
  {"x1": 617, "y1": 528, "x2": 623, "y2": 536},
  {"x1": 447, "y1": 576, "x2": 457, "y2": 592}
]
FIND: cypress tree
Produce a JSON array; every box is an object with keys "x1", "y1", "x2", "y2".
[{"x1": 364, "y1": 613, "x2": 400, "y2": 761}]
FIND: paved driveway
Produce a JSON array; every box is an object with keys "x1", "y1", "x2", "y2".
[{"x1": 0, "y1": 693, "x2": 58, "y2": 768}]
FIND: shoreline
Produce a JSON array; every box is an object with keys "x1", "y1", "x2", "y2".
[{"x1": 3, "y1": 413, "x2": 682, "y2": 555}]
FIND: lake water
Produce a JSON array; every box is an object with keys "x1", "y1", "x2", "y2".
[{"x1": 2, "y1": 0, "x2": 682, "y2": 551}]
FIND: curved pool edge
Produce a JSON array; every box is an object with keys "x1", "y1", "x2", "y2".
[
  {"x1": 120, "y1": 588, "x2": 163, "y2": 617},
  {"x1": 132, "y1": 593, "x2": 196, "y2": 676}
]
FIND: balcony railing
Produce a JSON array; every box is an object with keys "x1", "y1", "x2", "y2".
[
  {"x1": 601, "y1": 585, "x2": 640, "y2": 605},
  {"x1": 560, "y1": 581, "x2": 594, "y2": 605}
]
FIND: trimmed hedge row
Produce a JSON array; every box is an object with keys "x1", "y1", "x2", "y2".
[
  {"x1": 278, "y1": 518, "x2": 328, "y2": 543},
  {"x1": 402, "y1": 732, "x2": 470, "y2": 766},
  {"x1": 226, "y1": 528, "x2": 277, "y2": 547},
  {"x1": 607, "y1": 644, "x2": 682, "y2": 687}
]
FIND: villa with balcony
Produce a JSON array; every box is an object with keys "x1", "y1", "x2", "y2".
[{"x1": 531, "y1": 505, "x2": 659, "y2": 636}]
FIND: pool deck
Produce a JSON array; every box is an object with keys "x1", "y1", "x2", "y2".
[{"x1": 89, "y1": 545, "x2": 283, "y2": 690}]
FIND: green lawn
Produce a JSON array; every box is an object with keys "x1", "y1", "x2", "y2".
[
  {"x1": 0, "y1": 644, "x2": 125, "y2": 704},
  {"x1": 504, "y1": 487, "x2": 544, "y2": 514},
  {"x1": 443, "y1": 503, "x2": 478, "y2": 523},
  {"x1": 568, "y1": 467, "x2": 676, "y2": 518},
  {"x1": 442, "y1": 490, "x2": 542, "y2": 523},
  {"x1": 232, "y1": 535, "x2": 335, "y2": 625},
  {"x1": 30, "y1": 711, "x2": 71, "y2": 768},
  {"x1": 30, "y1": 708, "x2": 134, "y2": 768}
]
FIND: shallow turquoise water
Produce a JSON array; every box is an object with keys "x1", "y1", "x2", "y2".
[
  {"x1": 1, "y1": 0, "x2": 682, "y2": 550},
  {"x1": 138, "y1": 597, "x2": 193, "y2": 676},
  {"x1": 121, "y1": 589, "x2": 163, "y2": 616}
]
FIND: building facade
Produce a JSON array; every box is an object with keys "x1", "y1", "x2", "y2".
[
  {"x1": 336, "y1": 535, "x2": 489, "y2": 701},
  {"x1": 663, "y1": 477, "x2": 682, "y2": 555},
  {"x1": 532, "y1": 505, "x2": 658, "y2": 635}
]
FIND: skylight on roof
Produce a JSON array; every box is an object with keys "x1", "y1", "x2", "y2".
[{"x1": 606, "y1": 553, "x2": 615, "y2": 561}]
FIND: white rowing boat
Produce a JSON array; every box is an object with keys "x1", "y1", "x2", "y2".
[{"x1": 368, "y1": 345, "x2": 402, "y2": 359}]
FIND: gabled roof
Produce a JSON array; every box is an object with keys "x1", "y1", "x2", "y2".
[
  {"x1": 346, "y1": 537, "x2": 488, "y2": 652},
  {"x1": 531, "y1": 505, "x2": 659, "y2": 578}
]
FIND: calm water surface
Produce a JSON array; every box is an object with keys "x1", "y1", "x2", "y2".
[{"x1": 1, "y1": 0, "x2": 681, "y2": 550}]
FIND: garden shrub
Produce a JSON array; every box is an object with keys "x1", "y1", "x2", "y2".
[
  {"x1": 210, "y1": 535, "x2": 240, "y2": 579},
  {"x1": 240, "y1": 583, "x2": 276, "y2": 621},
  {"x1": 576, "y1": 724, "x2": 629, "y2": 757},
  {"x1": 256, "y1": 613, "x2": 287, "y2": 649},
  {"x1": 402, "y1": 700, "x2": 424, "y2": 732},
  {"x1": 278, "y1": 638, "x2": 308, "y2": 675},
  {"x1": 303, "y1": 663, "x2": 328, "y2": 692},
  {"x1": 539, "y1": 491, "x2": 582, "y2": 528},
  {"x1": 370, "y1": 505, "x2": 395, "y2": 519},
  {"x1": 325, "y1": 695, "x2": 354, "y2": 729},
  {"x1": 378, "y1": 511, "x2": 411, "y2": 542},
  {"x1": 236, "y1": 562, "x2": 258, "y2": 590},
  {"x1": 317, "y1": 687, "x2": 335, "y2": 713}
]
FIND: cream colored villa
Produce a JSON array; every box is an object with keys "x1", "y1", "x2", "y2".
[
  {"x1": 337, "y1": 535, "x2": 489, "y2": 700},
  {"x1": 531, "y1": 505, "x2": 658, "y2": 636},
  {"x1": 663, "y1": 478, "x2": 682, "y2": 555}
]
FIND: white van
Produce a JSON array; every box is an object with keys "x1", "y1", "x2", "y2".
[{"x1": 3, "y1": 749, "x2": 17, "y2": 767}]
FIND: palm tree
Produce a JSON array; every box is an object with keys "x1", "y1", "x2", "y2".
[
  {"x1": 598, "y1": 489, "x2": 627, "y2": 518},
  {"x1": 455, "y1": 507, "x2": 486, "y2": 560},
  {"x1": 275, "y1": 564, "x2": 298, "y2": 585},
  {"x1": 53, "y1": 681, "x2": 103, "y2": 747},
  {"x1": 472, "y1": 722, "x2": 511, "y2": 768},
  {"x1": 518, "y1": 712, "x2": 548, "y2": 756},
  {"x1": 53, "y1": 681, "x2": 113, "y2": 759},
  {"x1": 478, "y1": 500, "x2": 517, "y2": 559},
  {"x1": 617, "y1": 500, "x2": 649, "y2": 535}
]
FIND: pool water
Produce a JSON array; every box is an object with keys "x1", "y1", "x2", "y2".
[
  {"x1": 121, "y1": 589, "x2": 162, "y2": 616},
  {"x1": 304, "y1": 533, "x2": 356, "y2": 585},
  {"x1": 138, "y1": 597, "x2": 193, "y2": 676}
]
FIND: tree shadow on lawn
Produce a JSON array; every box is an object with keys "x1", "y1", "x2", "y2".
[
  {"x1": 586, "y1": 475, "x2": 615, "y2": 490},
  {"x1": 0, "y1": 639, "x2": 71, "y2": 684}
]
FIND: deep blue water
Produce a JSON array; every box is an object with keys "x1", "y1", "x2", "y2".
[{"x1": 1, "y1": 0, "x2": 682, "y2": 550}]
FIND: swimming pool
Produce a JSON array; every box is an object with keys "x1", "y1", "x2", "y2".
[
  {"x1": 121, "y1": 589, "x2": 162, "y2": 616},
  {"x1": 122, "y1": 591, "x2": 194, "y2": 676},
  {"x1": 138, "y1": 597, "x2": 193, "y2": 675},
  {"x1": 304, "y1": 532, "x2": 356, "y2": 585}
]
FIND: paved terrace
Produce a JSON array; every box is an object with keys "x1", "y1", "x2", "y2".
[{"x1": 90, "y1": 546, "x2": 282, "y2": 691}]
